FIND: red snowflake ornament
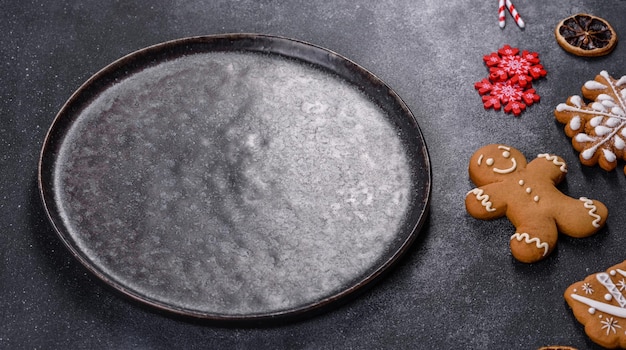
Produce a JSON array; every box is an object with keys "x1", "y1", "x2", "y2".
[
  {"x1": 474, "y1": 79, "x2": 540, "y2": 116},
  {"x1": 484, "y1": 45, "x2": 545, "y2": 84},
  {"x1": 475, "y1": 45, "x2": 547, "y2": 116}
]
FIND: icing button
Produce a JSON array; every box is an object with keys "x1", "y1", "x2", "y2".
[{"x1": 533, "y1": 195, "x2": 540, "y2": 202}]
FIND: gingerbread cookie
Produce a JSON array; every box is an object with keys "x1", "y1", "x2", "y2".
[
  {"x1": 565, "y1": 261, "x2": 626, "y2": 349},
  {"x1": 555, "y1": 71, "x2": 626, "y2": 174},
  {"x1": 465, "y1": 144, "x2": 608, "y2": 263}
]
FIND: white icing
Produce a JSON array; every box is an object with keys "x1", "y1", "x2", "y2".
[
  {"x1": 486, "y1": 158, "x2": 494, "y2": 166},
  {"x1": 569, "y1": 116, "x2": 581, "y2": 131},
  {"x1": 556, "y1": 103, "x2": 580, "y2": 113},
  {"x1": 583, "y1": 282, "x2": 594, "y2": 294},
  {"x1": 467, "y1": 188, "x2": 496, "y2": 212},
  {"x1": 555, "y1": 103, "x2": 568, "y2": 112},
  {"x1": 603, "y1": 148, "x2": 617, "y2": 162},
  {"x1": 598, "y1": 272, "x2": 626, "y2": 308},
  {"x1": 518, "y1": 179, "x2": 524, "y2": 186},
  {"x1": 598, "y1": 93, "x2": 614, "y2": 101},
  {"x1": 575, "y1": 133, "x2": 596, "y2": 143},
  {"x1": 525, "y1": 187, "x2": 531, "y2": 193},
  {"x1": 615, "y1": 136, "x2": 626, "y2": 150},
  {"x1": 582, "y1": 148, "x2": 596, "y2": 160},
  {"x1": 607, "y1": 117, "x2": 621, "y2": 127},
  {"x1": 510, "y1": 232, "x2": 549, "y2": 256},
  {"x1": 570, "y1": 95, "x2": 583, "y2": 108},
  {"x1": 616, "y1": 75, "x2": 626, "y2": 87},
  {"x1": 570, "y1": 294, "x2": 626, "y2": 318},
  {"x1": 601, "y1": 98, "x2": 617, "y2": 108},
  {"x1": 595, "y1": 125, "x2": 612, "y2": 136},
  {"x1": 606, "y1": 293, "x2": 613, "y2": 301},
  {"x1": 498, "y1": 146, "x2": 511, "y2": 159},
  {"x1": 617, "y1": 269, "x2": 626, "y2": 278},
  {"x1": 613, "y1": 106, "x2": 626, "y2": 117},
  {"x1": 589, "y1": 307, "x2": 596, "y2": 315},
  {"x1": 619, "y1": 279, "x2": 626, "y2": 292},
  {"x1": 591, "y1": 102, "x2": 608, "y2": 112},
  {"x1": 477, "y1": 154, "x2": 484, "y2": 165},
  {"x1": 585, "y1": 80, "x2": 608, "y2": 90},
  {"x1": 580, "y1": 197, "x2": 603, "y2": 228},
  {"x1": 493, "y1": 158, "x2": 517, "y2": 174},
  {"x1": 601, "y1": 317, "x2": 622, "y2": 335},
  {"x1": 590, "y1": 115, "x2": 605, "y2": 127},
  {"x1": 611, "y1": 270, "x2": 617, "y2": 276},
  {"x1": 533, "y1": 195, "x2": 539, "y2": 202},
  {"x1": 537, "y1": 154, "x2": 567, "y2": 173}
]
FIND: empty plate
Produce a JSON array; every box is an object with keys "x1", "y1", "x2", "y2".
[{"x1": 38, "y1": 34, "x2": 431, "y2": 322}]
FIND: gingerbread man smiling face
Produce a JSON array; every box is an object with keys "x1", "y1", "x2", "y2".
[
  {"x1": 465, "y1": 144, "x2": 608, "y2": 263},
  {"x1": 470, "y1": 144, "x2": 527, "y2": 186}
]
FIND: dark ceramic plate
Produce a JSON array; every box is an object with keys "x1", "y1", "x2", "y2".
[{"x1": 38, "y1": 34, "x2": 431, "y2": 323}]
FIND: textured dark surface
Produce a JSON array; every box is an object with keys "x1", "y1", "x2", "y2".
[{"x1": 2, "y1": 1, "x2": 626, "y2": 349}]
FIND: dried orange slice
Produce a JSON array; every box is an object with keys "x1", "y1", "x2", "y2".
[{"x1": 555, "y1": 13, "x2": 617, "y2": 57}]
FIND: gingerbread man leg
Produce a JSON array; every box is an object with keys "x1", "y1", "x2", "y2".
[
  {"x1": 555, "y1": 197, "x2": 608, "y2": 238},
  {"x1": 509, "y1": 220, "x2": 558, "y2": 263}
]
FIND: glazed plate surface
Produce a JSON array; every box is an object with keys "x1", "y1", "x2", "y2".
[{"x1": 38, "y1": 34, "x2": 431, "y2": 322}]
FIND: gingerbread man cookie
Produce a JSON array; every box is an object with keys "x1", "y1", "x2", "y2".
[{"x1": 465, "y1": 144, "x2": 608, "y2": 263}]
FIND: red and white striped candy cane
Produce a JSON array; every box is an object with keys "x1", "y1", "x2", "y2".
[
  {"x1": 498, "y1": 0, "x2": 506, "y2": 28},
  {"x1": 505, "y1": 0, "x2": 525, "y2": 28}
]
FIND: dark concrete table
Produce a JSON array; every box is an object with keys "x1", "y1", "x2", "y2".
[{"x1": 2, "y1": 1, "x2": 625, "y2": 348}]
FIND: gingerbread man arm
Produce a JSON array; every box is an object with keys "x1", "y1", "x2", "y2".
[
  {"x1": 556, "y1": 197, "x2": 608, "y2": 238},
  {"x1": 528, "y1": 153, "x2": 608, "y2": 238},
  {"x1": 465, "y1": 183, "x2": 507, "y2": 220},
  {"x1": 527, "y1": 153, "x2": 568, "y2": 185}
]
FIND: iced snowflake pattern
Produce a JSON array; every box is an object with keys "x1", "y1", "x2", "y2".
[
  {"x1": 475, "y1": 45, "x2": 547, "y2": 116},
  {"x1": 618, "y1": 279, "x2": 626, "y2": 292},
  {"x1": 555, "y1": 71, "x2": 626, "y2": 174},
  {"x1": 582, "y1": 282, "x2": 594, "y2": 294},
  {"x1": 601, "y1": 317, "x2": 622, "y2": 335}
]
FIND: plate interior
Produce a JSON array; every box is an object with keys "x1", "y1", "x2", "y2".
[{"x1": 38, "y1": 34, "x2": 431, "y2": 322}]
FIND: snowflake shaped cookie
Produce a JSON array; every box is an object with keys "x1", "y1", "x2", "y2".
[
  {"x1": 475, "y1": 45, "x2": 547, "y2": 116},
  {"x1": 554, "y1": 71, "x2": 626, "y2": 174}
]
